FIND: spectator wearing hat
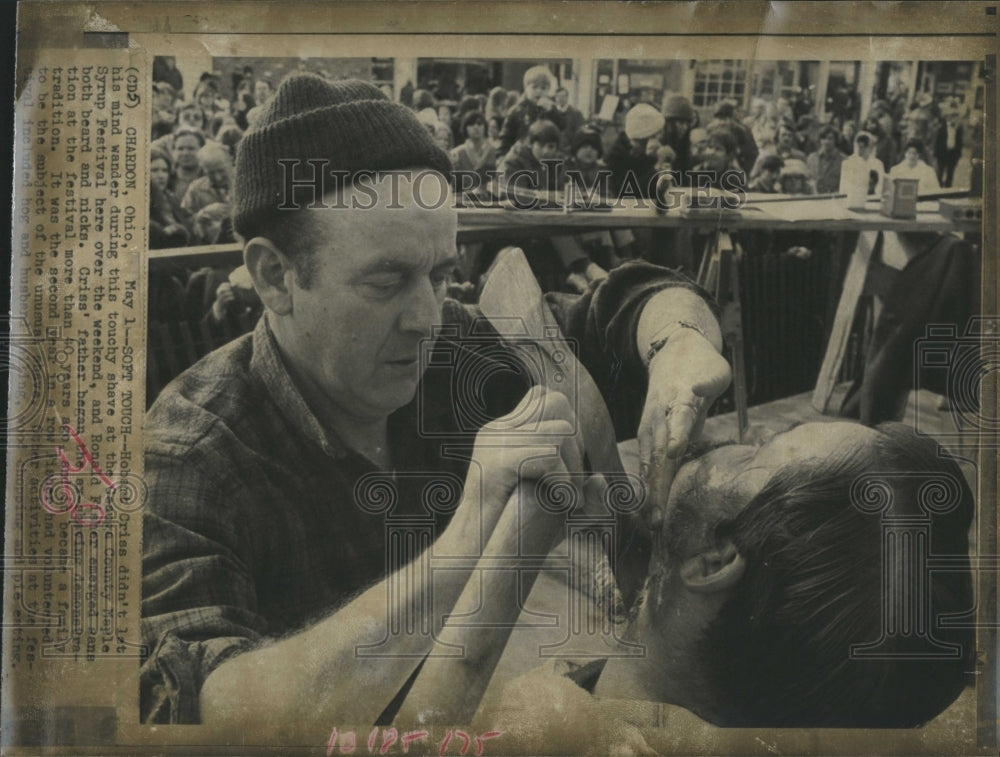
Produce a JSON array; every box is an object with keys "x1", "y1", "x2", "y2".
[
  {"x1": 889, "y1": 139, "x2": 941, "y2": 194},
  {"x1": 934, "y1": 107, "x2": 964, "y2": 188},
  {"x1": 779, "y1": 158, "x2": 814, "y2": 195},
  {"x1": 605, "y1": 103, "x2": 665, "y2": 199},
  {"x1": 840, "y1": 130, "x2": 886, "y2": 199},
  {"x1": 806, "y1": 126, "x2": 846, "y2": 194},
  {"x1": 181, "y1": 143, "x2": 233, "y2": 216},
  {"x1": 140, "y1": 73, "x2": 728, "y2": 729},
  {"x1": 862, "y1": 117, "x2": 897, "y2": 176},
  {"x1": 498, "y1": 64, "x2": 565, "y2": 155},
  {"x1": 169, "y1": 128, "x2": 206, "y2": 203}
]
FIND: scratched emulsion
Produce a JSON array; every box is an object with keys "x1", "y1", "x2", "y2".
[{"x1": 4, "y1": 49, "x2": 146, "y2": 747}]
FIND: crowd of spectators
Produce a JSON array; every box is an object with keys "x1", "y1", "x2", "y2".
[{"x1": 150, "y1": 57, "x2": 979, "y2": 302}]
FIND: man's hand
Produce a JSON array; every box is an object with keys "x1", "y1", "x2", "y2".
[
  {"x1": 637, "y1": 329, "x2": 731, "y2": 527},
  {"x1": 458, "y1": 385, "x2": 585, "y2": 537}
]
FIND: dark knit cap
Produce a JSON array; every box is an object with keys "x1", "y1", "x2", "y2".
[{"x1": 233, "y1": 74, "x2": 453, "y2": 239}]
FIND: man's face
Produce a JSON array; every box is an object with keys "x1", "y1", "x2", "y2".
[
  {"x1": 255, "y1": 81, "x2": 272, "y2": 103},
  {"x1": 904, "y1": 147, "x2": 921, "y2": 167},
  {"x1": 555, "y1": 89, "x2": 569, "y2": 108},
  {"x1": 173, "y1": 135, "x2": 201, "y2": 169},
  {"x1": 820, "y1": 133, "x2": 837, "y2": 153},
  {"x1": 277, "y1": 172, "x2": 458, "y2": 420},
  {"x1": 203, "y1": 157, "x2": 232, "y2": 191},
  {"x1": 658, "y1": 422, "x2": 881, "y2": 557},
  {"x1": 778, "y1": 128, "x2": 795, "y2": 149}
]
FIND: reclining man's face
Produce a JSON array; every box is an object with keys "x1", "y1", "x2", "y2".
[{"x1": 665, "y1": 422, "x2": 881, "y2": 530}]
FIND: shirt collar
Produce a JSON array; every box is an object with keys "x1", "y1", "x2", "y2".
[{"x1": 249, "y1": 314, "x2": 349, "y2": 459}]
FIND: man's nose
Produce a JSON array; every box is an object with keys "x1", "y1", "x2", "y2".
[{"x1": 398, "y1": 277, "x2": 441, "y2": 336}]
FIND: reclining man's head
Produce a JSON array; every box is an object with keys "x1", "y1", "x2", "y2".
[{"x1": 607, "y1": 420, "x2": 974, "y2": 727}]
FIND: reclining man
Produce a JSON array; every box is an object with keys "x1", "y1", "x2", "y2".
[
  {"x1": 140, "y1": 74, "x2": 731, "y2": 731},
  {"x1": 480, "y1": 420, "x2": 975, "y2": 749}
]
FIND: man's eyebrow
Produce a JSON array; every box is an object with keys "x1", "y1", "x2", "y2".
[{"x1": 356, "y1": 254, "x2": 458, "y2": 277}]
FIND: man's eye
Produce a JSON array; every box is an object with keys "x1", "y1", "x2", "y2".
[
  {"x1": 431, "y1": 271, "x2": 453, "y2": 290},
  {"x1": 362, "y1": 276, "x2": 403, "y2": 295}
]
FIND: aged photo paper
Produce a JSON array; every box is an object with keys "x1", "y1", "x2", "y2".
[{"x1": 4, "y1": 1, "x2": 998, "y2": 754}]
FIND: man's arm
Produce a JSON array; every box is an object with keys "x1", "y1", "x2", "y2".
[{"x1": 197, "y1": 387, "x2": 584, "y2": 736}]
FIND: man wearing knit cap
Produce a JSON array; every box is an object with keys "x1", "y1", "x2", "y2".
[
  {"x1": 605, "y1": 103, "x2": 665, "y2": 199},
  {"x1": 141, "y1": 73, "x2": 729, "y2": 730}
]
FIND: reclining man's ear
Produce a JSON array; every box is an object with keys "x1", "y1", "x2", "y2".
[
  {"x1": 244, "y1": 237, "x2": 295, "y2": 315},
  {"x1": 680, "y1": 542, "x2": 745, "y2": 593}
]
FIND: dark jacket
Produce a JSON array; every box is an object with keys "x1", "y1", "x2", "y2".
[{"x1": 840, "y1": 234, "x2": 978, "y2": 424}]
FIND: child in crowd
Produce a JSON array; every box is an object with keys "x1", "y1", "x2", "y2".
[
  {"x1": 499, "y1": 119, "x2": 608, "y2": 292},
  {"x1": 499, "y1": 65, "x2": 565, "y2": 155},
  {"x1": 181, "y1": 143, "x2": 233, "y2": 215},
  {"x1": 691, "y1": 127, "x2": 746, "y2": 190},
  {"x1": 747, "y1": 154, "x2": 784, "y2": 193},
  {"x1": 889, "y1": 138, "x2": 941, "y2": 193}
]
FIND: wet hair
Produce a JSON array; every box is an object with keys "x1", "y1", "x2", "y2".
[
  {"x1": 697, "y1": 422, "x2": 974, "y2": 727},
  {"x1": 527, "y1": 119, "x2": 561, "y2": 147}
]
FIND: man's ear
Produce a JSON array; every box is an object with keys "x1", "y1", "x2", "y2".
[
  {"x1": 244, "y1": 237, "x2": 295, "y2": 316},
  {"x1": 680, "y1": 542, "x2": 745, "y2": 594}
]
